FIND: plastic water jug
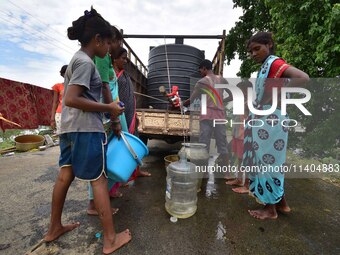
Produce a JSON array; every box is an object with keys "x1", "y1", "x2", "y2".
[
  {"x1": 178, "y1": 143, "x2": 209, "y2": 192},
  {"x1": 165, "y1": 152, "x2": 198, "y2": 219}
]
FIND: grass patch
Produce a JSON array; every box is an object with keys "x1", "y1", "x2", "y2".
[
  {"x1": 286, "y1": 150, "x2": 321, "y2": 166},
  {"x1": 0, "y1": 140, "x2": 15, "y2": 150},
  {"x1": 286, "y1": 149, "x2": 339, "y2": 187}
]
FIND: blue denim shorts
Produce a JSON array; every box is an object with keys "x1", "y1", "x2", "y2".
[{"x1": 59, "y1": 132, "x2": 108, "y2": 181}]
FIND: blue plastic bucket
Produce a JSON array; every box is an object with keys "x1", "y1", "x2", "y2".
[{"x1": 106, "y1": 132, "x2": 149, "y2": 182}]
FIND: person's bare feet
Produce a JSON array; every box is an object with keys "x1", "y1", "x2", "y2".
[
  {"x1": 137, "y1": 170, "x2": 151, "y2": 177},
  {"x1": 109, "y1": 191, "x2": 123, "y2": 198},
  {"x1": 44, "y1": 222, "x2": 80, "y2": 242},
  {"x1": 103, "y1": 229, "x2": 132, "y2": 254},
  {"x1": 87, "y1": 208, "x2": 119, "y2": 216},
  {"x1": 248, "y1": 205, "x2": 278, "y2": 220},
  {"x1": 276, "y1": 204, "x2": 291, "y2": 214},
  {"x1": 276, "y1": 196, "x2": 291, "y2": 214},
  {"x1": 232, "y1": 186, "x2": 249, "y2": 194},
  {"x1": 226, "y1": 179, "x2": 243, "y2": 186},
  {"x1": 224, "y1": 175, "x2": 236, "y2": 180}
]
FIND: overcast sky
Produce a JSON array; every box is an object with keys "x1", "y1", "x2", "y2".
[{"x1": 0, "y1": 0, "x2": 243, "y2": 89}]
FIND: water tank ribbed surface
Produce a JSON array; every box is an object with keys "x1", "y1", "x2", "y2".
[{"x1": 147, "y1": 44, "x2": 204, "y2": 109}]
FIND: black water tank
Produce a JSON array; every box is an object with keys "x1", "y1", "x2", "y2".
[{"x1": 147, "y1": 44, "x2": 205, "y2": 109}]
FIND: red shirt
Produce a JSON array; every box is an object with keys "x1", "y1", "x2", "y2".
[
  {"x1": 264, "y1": 58, "x2": 290, "y2": 99},
  {"x1": 268, "y1": 58, "x2": 289, "y2": 78},
  {"x1": 51, "y1": 83, "x2": 64, "y2": 113}
]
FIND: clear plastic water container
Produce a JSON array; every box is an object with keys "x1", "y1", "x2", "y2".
[
  {"x1": 165, "y1": 152, "x2": 198, "y2": 219},
  {"x1": 178, "y1": 143, "x2": 209, "y2": 192}
]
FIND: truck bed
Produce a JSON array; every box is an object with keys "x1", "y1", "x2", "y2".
[{"x1": 136, "y1": 108, "x2": 200, "y2": 140}]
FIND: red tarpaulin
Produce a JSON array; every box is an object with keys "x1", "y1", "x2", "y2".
[{"x1": 0, "y1": 78, "x2": 53, "y2": 130}]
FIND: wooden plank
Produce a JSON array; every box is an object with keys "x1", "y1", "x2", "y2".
[{"x1": 0, "y1": 146, "x2": 16, "y2": 154}]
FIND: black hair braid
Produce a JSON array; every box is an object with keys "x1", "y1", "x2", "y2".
[
  {"x1": 67, "y1": 7, "x2": 99, "y2": 40},
  {"x1": 67, "y1": 15, "x2": 86, "y2": 41},
  {"x1": 67, "y1": 7, "x2": 113, "y2": 45},
  {"x1": 84, "y1": 7, "x2": 101, "y2": 20}
]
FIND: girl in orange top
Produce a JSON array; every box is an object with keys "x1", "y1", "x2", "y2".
[{"x1": 51, "y1": 65, "x2": 67, "y2": 134}]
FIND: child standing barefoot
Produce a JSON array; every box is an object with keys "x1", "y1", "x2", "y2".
[
  {"x1": 226, "y1": 81, "x2": 253, "y2": 194},
  {"x1": 44, "y1": 7, "x2": 131, "y2": 254}
]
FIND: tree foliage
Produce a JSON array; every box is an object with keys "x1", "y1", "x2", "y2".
[
  {"x1": 225, "y1": 1, "x2": 340, "y2": 157},
  {"x1": 225, "y1": 0, "x2": 271, "y2": 77}
]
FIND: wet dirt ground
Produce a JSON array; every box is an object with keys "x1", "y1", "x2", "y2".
[{"x1": 0, "y1": 140, "x2": 339, "y2": 255}]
